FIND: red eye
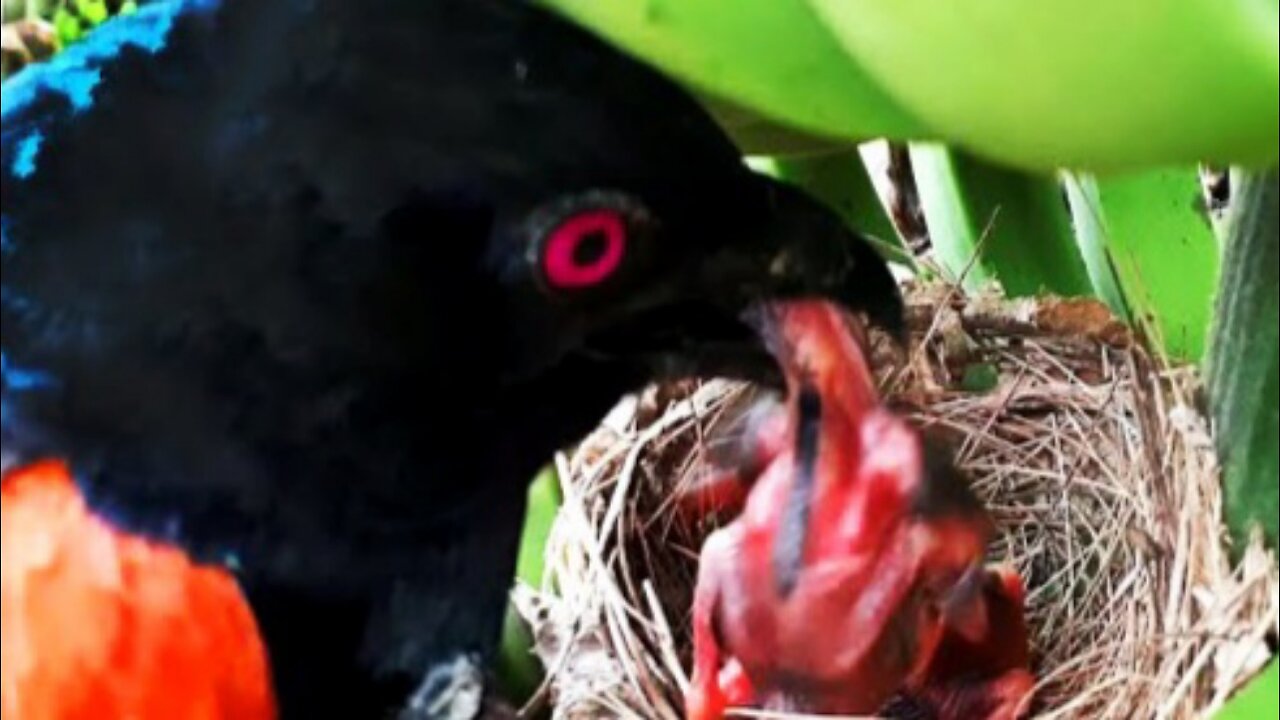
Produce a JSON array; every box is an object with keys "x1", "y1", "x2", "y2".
[{"x1": 542, "y1": 210, "x2": 627, "y2": 290}]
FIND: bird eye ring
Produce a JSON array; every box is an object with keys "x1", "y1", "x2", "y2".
[{"x1": 540, "y1": 209, "x2": 628, "y2": 290}]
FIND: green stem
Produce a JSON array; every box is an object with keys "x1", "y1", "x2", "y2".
[{"x1": 1206, "y1": 168, "x2": 1278, "y2": 549}]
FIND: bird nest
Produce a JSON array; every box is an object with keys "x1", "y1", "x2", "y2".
[{"x1": 515, "y1": 285, "x2": 1278, "y2": 720}]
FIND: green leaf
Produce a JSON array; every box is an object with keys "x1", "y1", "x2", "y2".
[
  {"x1": 699, "y1": 94, "x2": 847, "y2": 158},
  {"x1": 72, "y1": 0, "x2": 108, "y2": 26},
  {"x1": 1207, "y1": 168, "x2": 1278, "y2": 548},
  {"x1": 910, "y1": 144, "x2": 1093, "y2": 298},
  {"x1": 496, "y1": 466, "x2": 563, "y2": 704},
  {"x1": 752, "y1": 149, "x2": 908, "y2": 265},
  {"x1": 1216, "y1": 662, "x2": 1278, "y2": 719},
  {"x1": 496, "y1": 603, "x2": 542, "y2": 705},
  {"x1": 1063, "y1": 174, "x2": 1131, "y2": 321},
  {"x1": 960, "y1": 363, "x2": 1000, "y2": 393},
  {"x1": 809, "y1": 0, "x2": 1278, "y2": 171},
  {"x1": 3, "y1": 0, "x2": 25, "y2": 22},
  {"x1": 545, "y1": 0, "x2": 1275, "y2": 170},
  {"x1": 1075, "y1": 168, "x2": 1220, "y2": 360},
  {"x1": 537, "y1": 0, "x2": 930, "y2": 142},
  {"x1": 515, "y1": 466, "x2": 561, "y2": 587},
  {"x1": 52, "y1": 8, "x2": 82, "y2": 45}
]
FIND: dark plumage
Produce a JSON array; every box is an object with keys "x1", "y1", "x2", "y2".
[{"x1": 1, "y1": 1, "x2": 902, "y2": 717}]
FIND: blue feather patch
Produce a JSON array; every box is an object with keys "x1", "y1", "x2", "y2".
[
  {"x1": 1, "y1": 0, "x2": 218, "y2": 119},
  {"x1": 0, "y1": 352, "x2": 57, "y2": 393},
  {"x1": 10, "y1": 132, "x2": 43, "y2": 179}
]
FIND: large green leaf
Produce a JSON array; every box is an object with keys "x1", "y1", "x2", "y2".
[
  {"x1": 1216, "y1": 662, "x2": 1278, "y2": 719},
  {"x1": 544, "y1": 0, "x2": 1277, "y2": 171},
  {"x1": 910, "y1": 145, "x2": 1093, "y2": 297},
  {"x1": 1207, "y1": 169, "x2": 1279, "y2": 549},
  {"x1": 699, "y1": 95, "x2": 848, "y2": 158},
  {"x1": 809, "y1": 0, "x2": 1278, "y2": 172},
  {"x1": 537, "y1": 0, "x2": 930, "y2": 142},
  {"x1": 1069, "y1": 169, "x2": 1220, "y2": 360}
]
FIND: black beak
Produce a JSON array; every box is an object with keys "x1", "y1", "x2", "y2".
[
  {"x1": 583, "y1": 178, "x2": 904, "y2": 388},
  {"x1": 706, "y1": 178, "x2": 906, "y2": 345}
]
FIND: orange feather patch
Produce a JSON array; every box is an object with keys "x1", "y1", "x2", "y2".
[{"x1": 2, "y1": 460, "x2": 275, "y2": 720}]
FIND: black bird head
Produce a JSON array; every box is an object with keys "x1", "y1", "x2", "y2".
[
  {"x1": 2, "y1": 0, "x2": 902, "y2": 437},
  {"x1": 478, "y1": 175, "x2": 902, "y2": 393},
  {"x1": 326, "y1": 4, "x2": 904, "y2": 401}
]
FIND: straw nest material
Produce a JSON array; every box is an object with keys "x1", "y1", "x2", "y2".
[{"x1": 515, "y1": 285, "x2": 1278, "y2": 720}]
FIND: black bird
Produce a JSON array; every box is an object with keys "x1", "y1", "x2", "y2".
[{"x1": 0, "y1": 1, "x2": 903, "y2": 717}]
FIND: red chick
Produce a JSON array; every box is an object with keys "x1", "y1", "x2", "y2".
[
  {"x1": 1, "y1": 460, "x2": 276, "y2": 720},
  {"x1": 684, "y1": 301, "x2": 1022, "y2": 720},
  {"x1": 887, "y1": 566, "x2": 1037, "y2": 720}
]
